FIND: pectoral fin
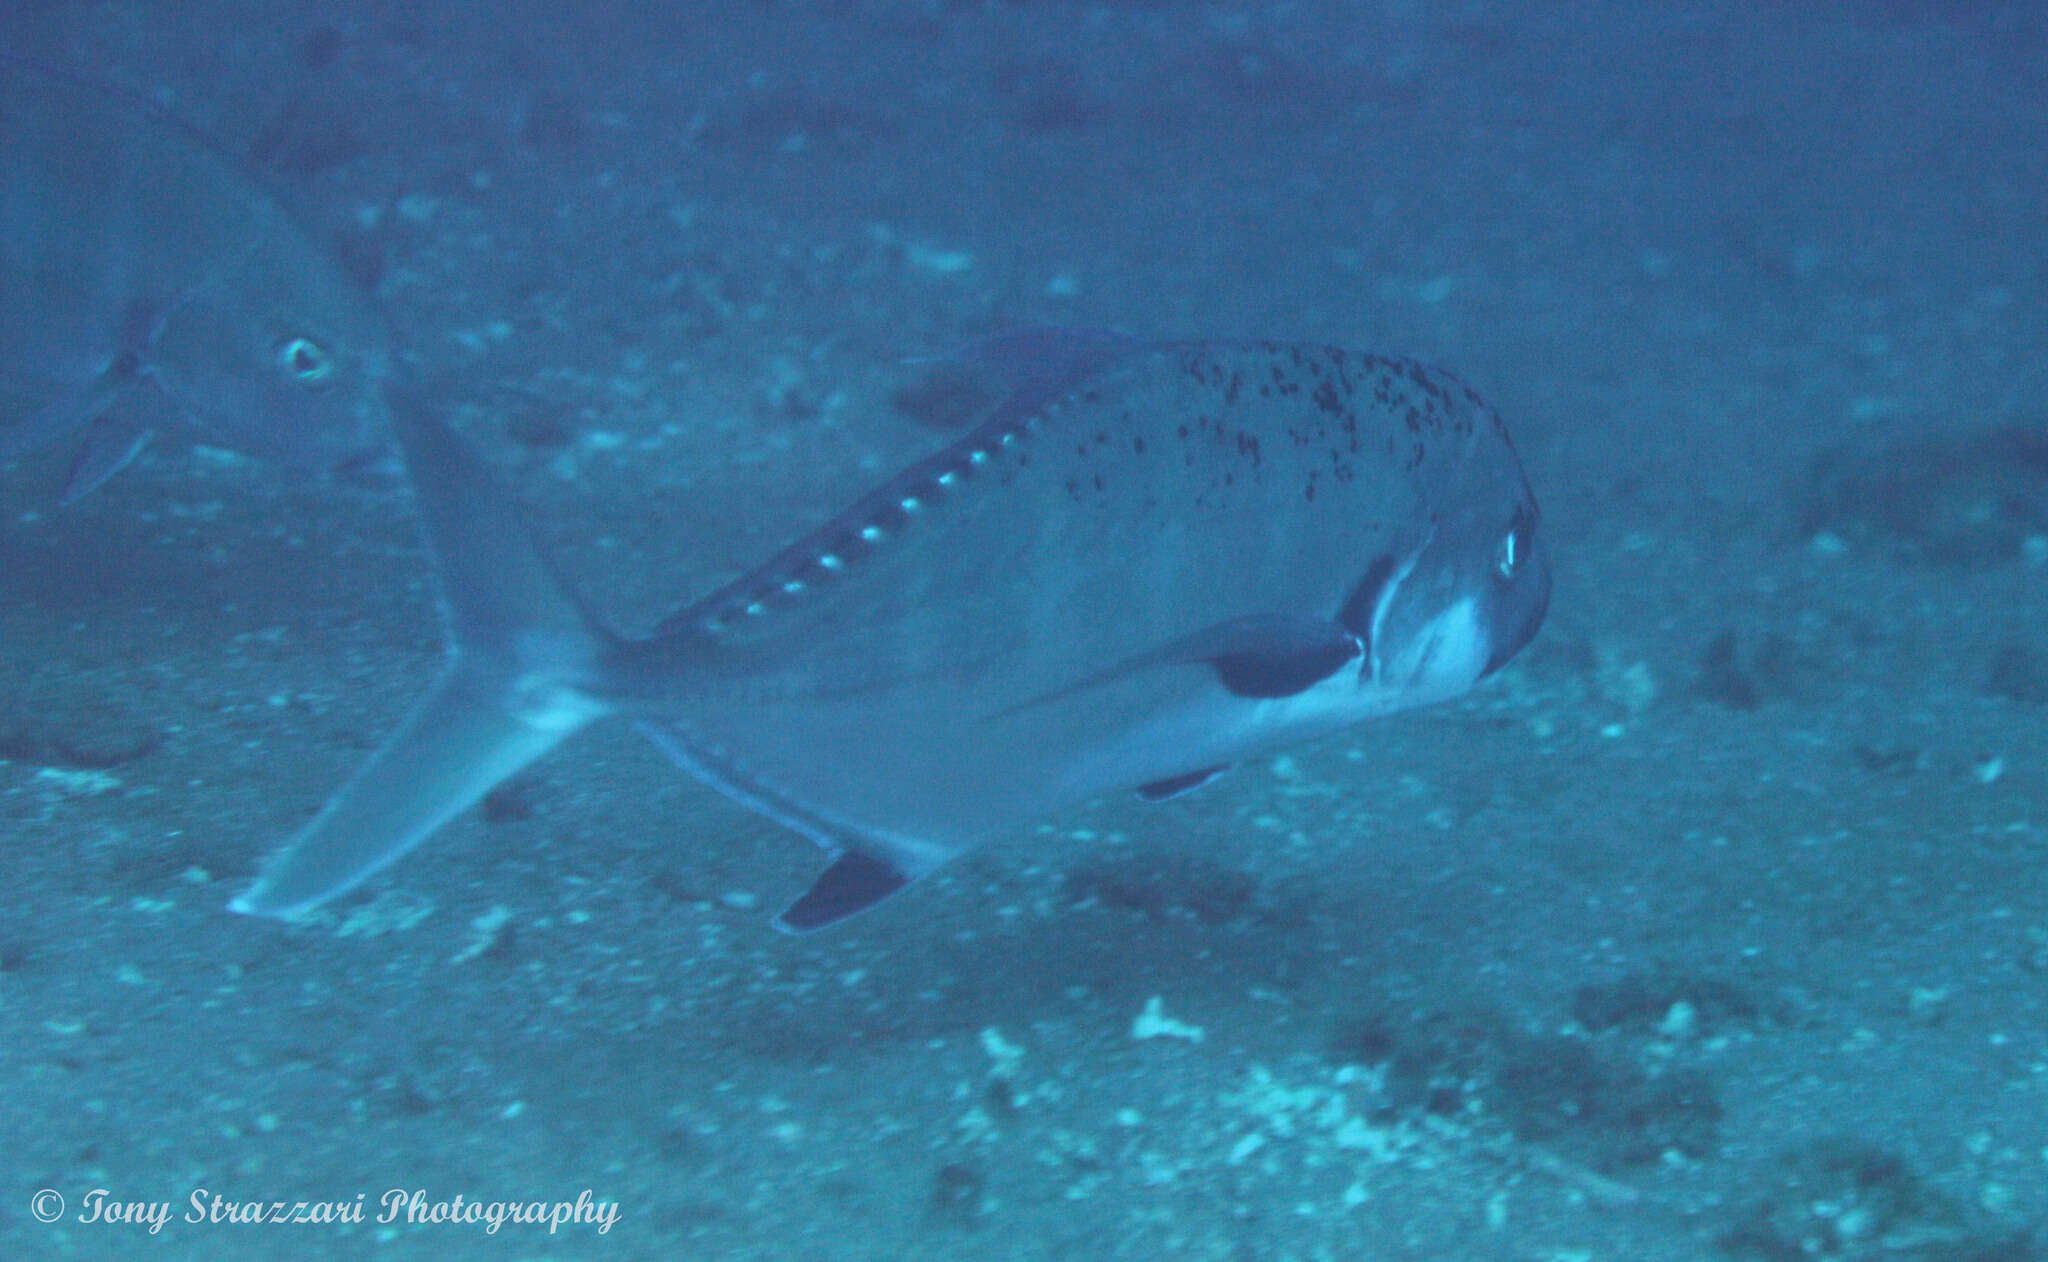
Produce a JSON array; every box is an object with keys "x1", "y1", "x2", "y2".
[
  {"x1": 1004, "y1": 615, "x2": 1364, "y2": 717},
  {"x1": 1205, "y1": 622, "x2": 1364, "y2": 698}
]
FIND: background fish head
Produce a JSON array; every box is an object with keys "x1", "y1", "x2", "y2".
[
  {"x1": 142, "y1": 277, "x2": 394, "y2": 475},
  {"x1": 1366, "y1": 414, "x2": 1550, "y2": 708}
]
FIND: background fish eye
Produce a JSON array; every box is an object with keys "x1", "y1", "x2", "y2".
[{"x1": 275, "y1": 336, "x2": 335, "y2": 384}]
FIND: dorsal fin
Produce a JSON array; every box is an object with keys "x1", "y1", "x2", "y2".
[{"x1": 931, "y1": 325, "x2": 1144, "y2": 399}]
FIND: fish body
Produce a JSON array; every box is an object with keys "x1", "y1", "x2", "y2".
[
  {"x1": 233, "y1": 335, "x2": 1550, "y2": 931},
  {"x1": 0, "y1": 56, "x2": 391, "y2": 498}
]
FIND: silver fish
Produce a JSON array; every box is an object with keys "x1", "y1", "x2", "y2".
[
  {"x1": 232, "y1": 333, "x2": 1550, "y2": 931},
  {"x1": 0, "y1": 56, "x2": 391, "y2": 499}
]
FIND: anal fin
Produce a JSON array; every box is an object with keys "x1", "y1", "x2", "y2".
[
  {"x1": 635, "y1": 720, "x2": 947, "y2": 934},
  {"x1": 1136, "y1": 764, "x2": 1232, "y2": 802},
  {"x1": 776, "y1": 850, "x2": 912, "y2": 934}
]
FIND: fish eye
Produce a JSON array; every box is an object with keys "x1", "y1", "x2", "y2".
[{"x1": 277, "y1": 337, "x2": 335, "y2": 384}]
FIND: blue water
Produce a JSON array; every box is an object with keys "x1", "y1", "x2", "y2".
[{"x1": 3, "y1": 2, "x2": 2045, "y2": 1258}]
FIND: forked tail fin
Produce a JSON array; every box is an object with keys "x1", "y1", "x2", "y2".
[{"x1": 230, "y1": 404, "x2": 609, "y2": 917}]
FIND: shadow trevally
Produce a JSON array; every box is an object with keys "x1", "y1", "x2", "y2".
[
  {"x1": 232, "y1": 333, "x2": 1551, "y2": 932},
  {"x1": 0, "y1": 55, "x2": 391, "y2": 499}
]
